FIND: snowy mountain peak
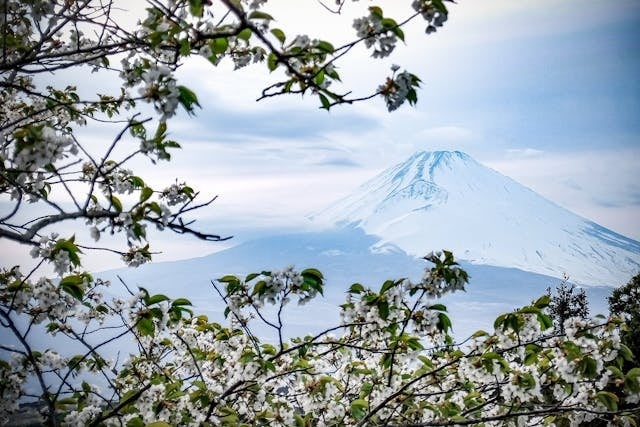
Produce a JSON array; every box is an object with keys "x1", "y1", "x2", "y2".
[
  {"x1": 312, "y1": 151, "x2": 640, "y2": 286},
  {"x1": 389, "y1": 150, "x2": 469, "y2": 183}
]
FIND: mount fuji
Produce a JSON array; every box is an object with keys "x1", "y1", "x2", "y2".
[
  {"x1": 310, "y1": 151, "x2": 640, "y2": 286},
  {"x1": 99, "y1": 150, "x2": 638, "y2": 339}
]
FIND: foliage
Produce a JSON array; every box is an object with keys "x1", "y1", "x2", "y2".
[
  {"x1": 609, "y1": 273, "x2": 640, "y2": 368},
  {"x1": 1, "y1": 252, "x2": 639, "y2": 426},
  {"x1": 546, "y1": 277, "x2": 590, "y2": 334},
  {"x1": 1, "y1": 1, "x2": 639, "y2": 426}
]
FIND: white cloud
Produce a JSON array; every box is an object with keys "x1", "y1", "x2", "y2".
[
  {"x1": 484, "y1": 149, "x2": 640, "y2": 240},
  {"x1": 419, "y1": 126, "x2": 474, "y2": 144},
  {"x1": 505, "y1": 148, "x2": 544, "y2": 159}
]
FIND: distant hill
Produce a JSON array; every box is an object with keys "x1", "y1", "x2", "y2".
[{"x1": 107, "y1": 228, "x2": 613, "y2": 340}]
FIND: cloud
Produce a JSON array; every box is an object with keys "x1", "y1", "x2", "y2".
[
  {"x1": 312, "y1": 157, "x2": 360, "y2": 167},
  {"x1": 593, "y1": 186, "x2": 640, "y2": 209},
  {"x1": 484, "y1": 148, "x2": 640, "y2": 240},
  {"x1": 561, "y1": 179, "x2": 583, "y2": 192},
  {"x1": 170, "y1": 103, "x2": 379, "y2": 143},
  {"x1": 505, "y1": 148, "x2": 544, "y2": 159},
  {"x1": 419, "y1": 126, "x2": 474, "y2": 143}
]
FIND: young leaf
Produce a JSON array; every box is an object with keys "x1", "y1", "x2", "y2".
[
  {"x1": 267, "y1": 53, "x2": 278, "y2": 71},
  {"x1": 319, "y1": 93, "x2": 330, "y2": 110},
  {"x1": 140, "y1": 187, "x2": 153, "y2": 202},
  {"x1": 238, "y1": 28, "x2": 253, "y2": 41},
  {"x1": 271, "y1": 28, "x2": 286, "y2": 44},
  {"x1": 137, "y1": 317, "x2": 155, "y2": 337},
  {"x1": 596, "y1": 391, "x2": 619, "y2": 411},
  {"x1": 110, "y1": 195, "x2": 123, "y2": 212},
  {"x1": 212, "y1": 37, "x2": 228, "y2": 54},
  {"x1": 249, "y1": 11, "x2": 274, "y2": 20},
  {"x1": 177, "y1": 85, "x2": 201, "y2": 115}
]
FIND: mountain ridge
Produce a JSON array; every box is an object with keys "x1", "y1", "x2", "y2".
[{"x1": 310, "y1": 150, "x2": 640, "y2": 286}]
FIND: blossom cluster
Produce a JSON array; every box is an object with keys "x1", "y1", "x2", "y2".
[
  {"x1": 353, "y1": 12, "x2": 398, "y2": 58},
  {"x1": 2, "y1": 253, "x2": 639, "y2": 426},
  {"x1": 412, "y1": 0, "x2": 449, "y2": 34},
  {"x1": 378, "y1": 67, "x2": 421, "y2": 111}
]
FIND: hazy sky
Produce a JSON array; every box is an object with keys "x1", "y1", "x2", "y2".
[
  {"x1": 3, "y1": 0, "x2": 639, "y2": 272},
  {"x1": 154, "y1": 0, "x2": 640, "y2": 250}
]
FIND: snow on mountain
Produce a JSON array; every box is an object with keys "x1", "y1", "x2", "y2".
[{"x1": 310, "y1": 151, "x2": 640, "y2": 286}]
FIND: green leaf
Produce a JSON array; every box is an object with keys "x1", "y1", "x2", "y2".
[
  {"x1": 267, "y1": 52, "x2": 278, "y2": 71},
  {"x1": 148, "y1": 201, "x2": 162, "y2": 216},
  {"x1": 179, "y1": 38, "x2": 191, "y2": 56},
  {"x1": 172, "y1": 298, "x2": 192, "y2": 307},
  {"x1": 368, "y1": 6, "x2": 383, "y2": 18},
  {"x1": 301, "y1": 268, "x2": 324, "y2": 294},
  {"x1": 110, "y1": 195, "x2": 123, "y2": 212},
  {"x1": 130, "y1": 176, "x2": 145, "y2": 188},
  {"x1": 319, "y1": 93, "x2": 330, "y2": 110},
  {"x1": 188, "y1": 0, "x2": 204, "y2": 17},
  {"x1": 406, "y1": 336, "x2": 424, "y2": 351},
  {"x1": 137, "y1": 317, "x2": 155, "y2": 337},
  {"x1": 349, "y1": 283, "x2": 365, "y2": 294},
  {"x1": 301, "y1": 268, "x2": 323, "y2": 280},
  {"x1": 432, "y1": 0, "x2": 449, "y2": 13},
  {"x1": 316, "y1": 40, "x2": 334, "y2": 53},
  {"x1": 350, "y1": 398, "x2": 368, "y2": 420},
  {"x1": 619, "y1": 344, "x2": 634, "y2": 361},
  {"x1": 534, "y1": 294, "x2": 551, "y2": 308},
  {"x1": 249, "y1": 11, "x2": 274, "y2": 20},
  {"x1": 60, "y1": 275, "x2": 85, "y2": 300},
  {"x1": 140, "y1": 187, "x2": 153, "y2": 202},
  {"x1": 212, "y1": 37, "x2": 228, "y2": 54},
  {"x1": 146, "y1": 422, "x2": 172, "y2": 427},
  {"x1": 379, "y1": 280, "x2": 395, "y2": 294},
  {"x1": 393, "y1": 26, "x2": 405, "y2": 42},
  {"x1": 55, "y1": 397, "x2": 77, "y2": 408},
  {"x1": 271, "y1": 28, "x2": 286, "y2": 44},
  {"x1": 252, "y1": 280, "x2": 266, "y2": 296},
  {"x1": 314, "y1": 69, "x2": 325, "y2": 86},
  {"x1": 245, "y1": 273, "x2": 259, "y2": 282},
  {"x1": 95, "y1": 304, "x2": 109, "y2": 314},
  {"x1": 596, "y1": 391, "x2": 619, "y2": 411},
  {"x1": 524, "y1": 347, "x2": 539, "y2": 365},
  {"x1": 146, "y1": 294, "x2": 170, "y2": 305},
  {"x1": 238, "y1": 28, "x2": 252, "y2": 41},
  {"x1": 481, "y1": 352, "x2": 508, "y2": 373},
  {"x1": 177, "y1": 85, "x2": 201, "y2": 115},
  {"x1": 626, "y1": 368, "x2": 640, "y2": 393},
  {"x1": 471, "y1": 330, "x2": 488, "y2": 338},
  {"x1": 494, "y1": 313, "x2": 506, "y2": 330},
  {"x1": 381, "y1": 18, "x2": 398, "y2": 30},
  {"x1": 437, "y1": 312, "x2": 452, "y2": 332},
  {"x1": 377, "y1": 300, "x2": 389, "y2": 320},
  {"x1": 518, "y1": 306, "x2": 541, "y2": 315},
  {"x1": 537, "y1": 312, "x2": 553, "y2": 330},
  {"x1": 578, "y1": 356, "x2": 598, "y2": 378},
  {"x1": 126, "y1": 417, "x2": 145, "y2": 427}
]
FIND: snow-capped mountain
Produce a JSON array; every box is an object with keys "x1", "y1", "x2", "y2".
[{"x1": 311, "y1": 151, "x2": 640, "y2": 286}]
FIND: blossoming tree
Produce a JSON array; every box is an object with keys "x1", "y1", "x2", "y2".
[{"x1": 1, "y1": 0, "x2": 639, "y2": 425}]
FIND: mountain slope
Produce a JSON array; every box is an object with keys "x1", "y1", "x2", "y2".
[
  {"x1": 310, "y1": 151, "x2": 640, "y2": 286},
  {"x1": 105, "y1": 228, "x2": 611, "y2": 340}
]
